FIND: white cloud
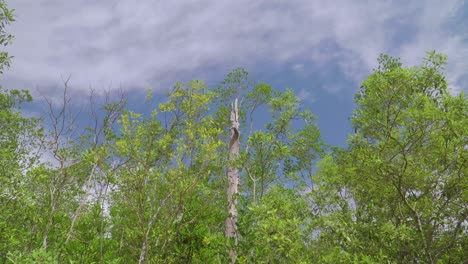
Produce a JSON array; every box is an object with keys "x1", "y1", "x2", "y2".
[
  {"x1": 1, "y1": 0, "x2": 466, "y2": 98},
  {"x1": 292, "y1": 63, "x2": 305, "y2": 73},
  {"x1": 398, "y1": 0, "x2": 467, "y2": 93},
  {"x1": 297, "y1": 88, "x2": 315, "y2": 103}
]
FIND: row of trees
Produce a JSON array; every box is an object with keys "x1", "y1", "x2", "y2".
[{"x1": 1, "y1": 1, "x2": 466, "y2": 263}]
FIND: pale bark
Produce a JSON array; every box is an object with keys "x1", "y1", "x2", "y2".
[
  {"x1": 225, "y1": 98, "x2": 240, "y2": 263},
  {"x1": 65, "y1": 163, "x2": 98, "y2": 244},
  {"x1": 138, "y1": 191, "x2": 172, "y2": 264}
]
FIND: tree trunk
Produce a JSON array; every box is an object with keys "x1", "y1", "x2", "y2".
[{"x1": 225, "y1": 98, "x2": 240, "y2": 263}]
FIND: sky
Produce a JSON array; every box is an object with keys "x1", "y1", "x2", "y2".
[{"x1": 2, "y1": 0, "x2": 467, "y2": 147}]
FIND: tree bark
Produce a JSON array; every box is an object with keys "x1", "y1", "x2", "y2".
[
  {"x1": 138, "y1": 192, "x2": 172, "y2": 264},
  {"x1": 225, "y1": 98, "x2": 239, "y2": 263}
]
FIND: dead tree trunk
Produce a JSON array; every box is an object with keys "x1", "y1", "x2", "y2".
[{"x1": 225, "y1": 98, "x2": 240, "y2": 263}]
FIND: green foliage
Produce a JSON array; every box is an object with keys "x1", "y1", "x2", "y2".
[
  {"x1": 0, "y1": 3, "x2": 45, "y2": 258},
  {"x1": 312, "y1": 52, "x2": 467, "y2": 263},
  {"x1": 0, "y1": 0, "x2": 14, "y2": 74},
  {"x1": 7, "y1": 249, "x2": 57, "y2": 264},
  {"x1": 238, "y1": 186, "x2": 310, "y2": 263}
]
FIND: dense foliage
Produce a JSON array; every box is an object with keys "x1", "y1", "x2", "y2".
[{"x1": 0, "y1": 1, "x2": 466, "y2": 263}]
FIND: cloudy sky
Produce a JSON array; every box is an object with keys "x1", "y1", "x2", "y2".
[{"x1": 2, "y1": 0, "x2": 467, "y2": 146}]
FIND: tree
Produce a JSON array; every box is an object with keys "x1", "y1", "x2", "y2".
[
  {"x1": 215, "y1": 69, "x2": 325, "y2": 263},
  {"x1": 0, "y1": 2, "x2": 45, "y2": 261},
  {"x1": 226, "y1": 98, "x2": 240, "y2": 263},
  {"x1": 311, "y1": 52, "x2": 467, "y2": 263},
  {"x1": 107, "y1": 81, "x2": 228, "y2": 263}
]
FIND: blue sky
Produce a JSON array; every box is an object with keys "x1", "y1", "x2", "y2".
[{"x1": 2, "y1": 0, "x2": 467, "y2": 147}]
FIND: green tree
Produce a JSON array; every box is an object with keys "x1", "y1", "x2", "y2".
[
  {"x1": 214, "y1": 69, "x2": 325, "y2": 263},
  {"x1": 107, "y1": 81, "x2": 228, "y2": 263},
  {"x1": 312, "y1": 52, "x2": 467, "y2": 263},
  {"x1": 0, "y1": 2, "x2": 45, "y2": 261}
]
